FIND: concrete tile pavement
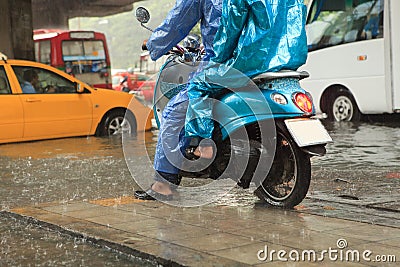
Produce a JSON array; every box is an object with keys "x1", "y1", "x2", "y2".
[{"x1": 6, "y1": 197, "x2": 399, "y2": 266}]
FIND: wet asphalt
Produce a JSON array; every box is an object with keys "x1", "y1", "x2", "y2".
[{"x1": 0, "y1": 116, "x2": 399, "y2": 266}]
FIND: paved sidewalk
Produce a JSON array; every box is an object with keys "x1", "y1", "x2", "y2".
[{"x1": 5, "y1": 196, "x2": 399, "y2": 266}]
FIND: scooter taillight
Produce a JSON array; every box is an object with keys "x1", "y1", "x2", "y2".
[{"x1": 293, "y1": 92, "x2": 313, "y2": 113}]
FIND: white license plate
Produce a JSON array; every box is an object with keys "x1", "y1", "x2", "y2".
[{"x1": 284, "y1": 119, "x2": 333, "y2": 147}]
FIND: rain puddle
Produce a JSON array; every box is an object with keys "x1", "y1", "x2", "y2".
[
  {"x1": 1, "y1": 116, "x2": 399, "y2": 264},
  {"x1": 0, "y1": 133, "x2": 157, "y2": 266},
  {"x1": 0, "y1": 215, "x2": 156, "y2": 266},
  {"x1": 309, "y1": 118, "x2": 400, "y2": 203}
]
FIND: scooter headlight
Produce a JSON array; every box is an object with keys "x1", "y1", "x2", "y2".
[
  {"x1": 293, "y1": 92, "x2": 313, "y2": 113},
  {"x1": 271, "y1": 93, "x2": 288, "y2": 105}
]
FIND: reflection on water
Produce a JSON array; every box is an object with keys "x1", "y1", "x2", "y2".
[
  {"x1": 0, "y1": 132, "x2": 157, "y2": 160},
  {"x1": 0, "y1": 118, "x2": 399, "y2": 265},
  {"x1": 309, "y1": 118, "x2": 400, "y2": 202},
  {"x1": 0, "y1": 132, "x2": 157, "y2": 210},
  {"x1": 320, "y1": 119, "x2": 400, "y2": 170},
  {"x1": 0, "y1": 132, "x2": 158, "y2": 266},
  {"x1": 0, "y1": 216, "x2": 156, "y2": 267}
]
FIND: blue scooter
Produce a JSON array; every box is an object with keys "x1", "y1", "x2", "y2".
[{"x1": 136, "y1": 7, "x2": 332, "y2": 208}]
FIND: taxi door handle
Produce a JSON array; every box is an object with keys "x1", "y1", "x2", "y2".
[{"x1": 26, "y1": 98, "x2": 42, "y2": 102}]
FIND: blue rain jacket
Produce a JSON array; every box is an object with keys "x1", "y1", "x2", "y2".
[
  {"x1": 146, "y1": 0, "x2": 222, "y2": 176},
  {"x1": 185, "y1": 0, "x2": 308, "y2": 139}
]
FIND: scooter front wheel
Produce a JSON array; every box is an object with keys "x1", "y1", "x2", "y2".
[{"x1": 254, "y1": 127, "x2": 311, "y2": 208}]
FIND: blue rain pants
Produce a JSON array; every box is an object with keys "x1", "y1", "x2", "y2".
[{"x1": 146, "y1": 0, "x2": 222, "y2": 184}]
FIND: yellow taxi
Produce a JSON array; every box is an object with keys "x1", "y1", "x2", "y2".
[{"x1": 0, "y1": 54, "x2": 153, "y2": 144}]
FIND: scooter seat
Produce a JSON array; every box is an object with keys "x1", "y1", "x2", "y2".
[{"x1": 252, "y1": 70, "x2": 309, "y2": 82}]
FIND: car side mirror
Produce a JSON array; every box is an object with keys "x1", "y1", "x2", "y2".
[{"x1": 76, "y1": 83, "x2": 84, "y2": 93}]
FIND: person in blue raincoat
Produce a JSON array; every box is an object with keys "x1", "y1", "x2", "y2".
[
  {"x1": 185, "y1": 0, "x2": 308, "y2": 159},
  {"x1": 134, "y1": 0, "x2": 223, "y2": 200}
]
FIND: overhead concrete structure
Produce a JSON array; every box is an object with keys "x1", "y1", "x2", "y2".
[
  {"x1": 32, "y1": 0, "x2": 142, "y2": 29},
  {"x1": 0, "y1": 0, "x2": 34, "y2": 60},
  {"x1": 0, "y1": 0, "x2": 142, "y2": 60}
]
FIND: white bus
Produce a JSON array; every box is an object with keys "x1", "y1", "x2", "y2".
[{"x1": 300, "y1": 0, "x2": 400, "y2": 121}]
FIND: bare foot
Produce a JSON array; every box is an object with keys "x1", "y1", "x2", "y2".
[
  {"x1": 151, "y1": 181, "x2": 173, "y2": 195},
  {"x1": 194, "y1": 145, "x2": 214, "y2": 159}
]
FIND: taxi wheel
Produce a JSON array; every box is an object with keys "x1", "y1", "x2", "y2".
[{"x1": 97, "y1": 110, "x2": 136, "y2": 136}]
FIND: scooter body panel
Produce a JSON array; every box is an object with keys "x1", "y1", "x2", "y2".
[
  {"x1": 218, "y1": 113, "x2": 307, "y2": 140},
  {"x1": 213, "y1": 79, "x2": 314, "y2": 140}
]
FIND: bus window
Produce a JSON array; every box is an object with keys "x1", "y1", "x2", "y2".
[
  {"x1": 34, "y1": 41, "x2": 51, "y2": 64},
  {"x1": 83, "y1": 41, "x2": 106, "y2": 59},
  {"x1": 62, "y1": 40, "x2": 83, "y2": 59},
  {"x1": 306, "y1": 0, "x2": 384, "y2": 51},
  {"x1": 62, "y1": 40, "x2": 107, "y2": 75},
  {"x1": 34, "y1": 42, "x2": 39, "y2": 62},
  {"x1": 39, "y1": 40, "x2": 51, "y2": 64},
  {"x1": 62, "y1": 40, "x2": 106, "y2": 61}
]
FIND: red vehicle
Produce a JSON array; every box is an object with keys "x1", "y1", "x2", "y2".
[
  {"x1": 33, "y1": 29, "x2": 112, "y2": 89},
  {"x1": 112, "y1": 72, "x2": 155, "y2": 102}
]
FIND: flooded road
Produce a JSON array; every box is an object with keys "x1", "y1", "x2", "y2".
[
  {"x1": 1, "y1": 116, "x2": 399, "y2": 265},
  {"x1": 0, "y1": 133, "x2": 156, "y2": 210},
  {"x1": 0, "y1": 215, "x2": 155, "y2": 266},
  {"x1": 319, "y1": 118, "x2": 400, "y2": 170},
  {"x1": 309, "y1": 118, "x2": 400, "y2": 202},
  {"x1": 0, "y1": 133, "x2": 157, "y2": 266}
]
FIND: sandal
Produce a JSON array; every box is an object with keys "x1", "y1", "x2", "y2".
[{"x1": 134, "y1": 188, "x2": 173, "y2": 201}]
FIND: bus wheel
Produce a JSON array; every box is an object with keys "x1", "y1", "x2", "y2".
[
  {"x1": 328, "y1": 90, "x2": 361, "y2": 122},
  {"x1": 97, "y1": 110, "x2": 136, "y2": 136}
]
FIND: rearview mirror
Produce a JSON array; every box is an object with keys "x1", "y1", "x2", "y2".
[
  {"x1": 136, "y1": 7, "x2": 150, "y2": 24},
  {"x1": 76, "y1": 83, "x2": 84, "y2": 93}
]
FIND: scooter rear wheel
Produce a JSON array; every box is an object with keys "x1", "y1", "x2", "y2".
[{"x1": 254, "y1": 128, "x2": 311, "y2": 208}]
